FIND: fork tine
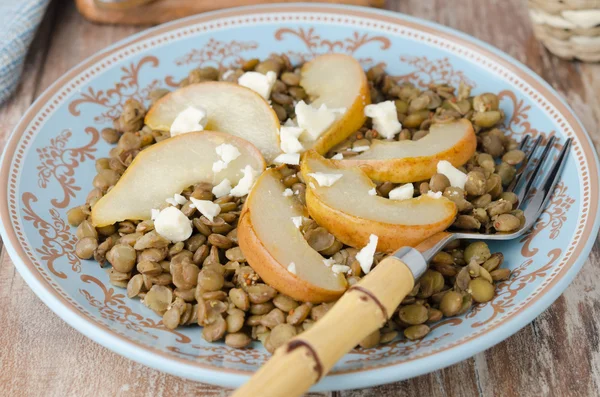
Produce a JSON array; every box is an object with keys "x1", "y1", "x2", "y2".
[
  {"x1": 516, "y1": 135, "x2": 556, "y2": 204},
  {"x1": 520, "y1": 138, "x2": 572, "y2": 227},
  {"x1": 507, "y1": 135, "x2": 542, "y2": 193}
]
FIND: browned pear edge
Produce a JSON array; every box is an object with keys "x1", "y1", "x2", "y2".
[
  {"x1": 300, "y1": 54, "x2": 371, "y2": 155},
  {"x1": 332, "y1": 119, "x2": 477, "y2": 183},
  {"x1": 91, "y1": 130, "x2": 266, "y2": 227},
  {"x1": 300, "y1": 151, "x2": 458, "y2": 253},
  {"x1": 237, "y1": 170, "x2": 347, "y2": 303},
  {"x1": 144, "y1": 81, "x2": 281, "y2": 132}
]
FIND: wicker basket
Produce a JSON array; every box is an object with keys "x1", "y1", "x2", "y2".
[{"x1": 528, "y1": 0, "x2": 600, "y2": 62}]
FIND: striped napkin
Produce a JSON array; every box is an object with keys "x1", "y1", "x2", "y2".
[{"x1": 0, "y1": 0, "x2": 50, "y2": 105}]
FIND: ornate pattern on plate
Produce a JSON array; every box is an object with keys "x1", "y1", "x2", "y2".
[
  {"x1": 393, "y1": 56, "x2": 477, "y2": 88},
  {"x1": 167, "y1": 344, "x2": 270, "y2": 367},
  {"x1": 274, "y1": 27, "x2": 391, "y2": 67},
  {"x1": 68, "y1": 56, "x2": 161, "y2": 123},
  {"x1": 174, "y1": 38, "x2": 259, "y2": 69},
  {"x1": 36, "y1": 128, "x2": 99, "y2": 209},
  {"x1": 165, "y1": 38, "x2": 258, "y2": 87},
  {"x1": 21, "y1": 192, "x2": 80, "y2": 279},
  {"x1": 80, "y1": 275, "x2": 191, "y2": 343}
]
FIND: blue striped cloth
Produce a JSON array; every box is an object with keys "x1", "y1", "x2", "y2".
[{"x1": 0, "y1": 0, "x2": 50, "y2": 105}]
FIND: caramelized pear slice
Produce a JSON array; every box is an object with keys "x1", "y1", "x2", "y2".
[
  {"x1": 301, "y1": 151, "x2": 458, "y2": 252},
  {"x1": 145, "y1": 82, "x2": 281, "y2": 162},
  {"x1": 300, "y1": 54, "x2": 370, "y2": 154},
  {"x1": 91, "y1": 131, "x2": 265, "y2": 227},
  {"x1": 238, "y1": 168, "x2": 347, "y2": 302},
  {"x1": 336, "y1": 119, "x2": 477, "y2": 182}
]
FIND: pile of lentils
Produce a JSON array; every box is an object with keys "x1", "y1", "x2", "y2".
[{"x1": 69, "y1": 54, "x2": 516, "y2": 351}]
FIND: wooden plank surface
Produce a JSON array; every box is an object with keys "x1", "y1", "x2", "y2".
[{"x1": 0, "y1": 1, "x2": 599, "y2": 396}]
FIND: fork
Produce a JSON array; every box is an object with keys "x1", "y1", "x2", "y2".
[{"x1": 231, "y1": 135, "x2": 572, "y2": 397}]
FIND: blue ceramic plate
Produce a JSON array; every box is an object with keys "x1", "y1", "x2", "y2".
[{"x1": 1, "y1": 4, "x2": 598, "y2": 391}]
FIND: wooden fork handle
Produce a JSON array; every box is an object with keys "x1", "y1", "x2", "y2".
[{"x1": 231, "y1": 254, "x2": 418, "y2": 397}]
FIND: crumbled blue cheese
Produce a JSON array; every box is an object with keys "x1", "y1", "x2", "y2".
[
  {"x1": 151, "y1": 208, "x2": 160, "y2": 220},
  {"x1": 307, "y1": 172, "x2": 343, "y2": 187},
  {"x1": 279, "y1": 125, "x2": 305, "y2": 154},
  {"x1": 170, "y1": 106, "x2": 208, "y2": 136},
  {"x1": 364, "y1": 101, "x2": 402, "y2": 139},
  {"x1": 437, "y1": 160, "x2": 467, "y2": 189},
  {"x1": 238, "y1": 71, "x2": 277, "y2": 100},
  {"x1": 296, "y1": 101, "x2": 345, "y2": 142},
  {"x1": 212, "y1": 179, "x2": 232, "y2": 198},
  {"x1": 287, "y1": 262, "x2": 297, "y2": 275},
  {"x1": 273, "y1": 153, "x2": 300, "y2": 165},
  {"x1": 282, "y1": 188, "x2": 294, "y2": 197},
  {"x1": 189, "y1": 198, "x2": 221, "y2": 222},
  {"x1": 388, "y1": 183, "x2": 414, "y2": 201},
  {"x1": 230, "y1": 165, "x2": 257, "y2": 197},
  {"x1": 154, "y1": 207, "x2": 193, "y2": 242},
  {"x1": 356, "y1": 234, "x2": 378, "y2": 274},
  {"x1": 368, "y1": 187, "x2": 377, "y2": 196},
  {"x1": 331, "y1": 153, "x2": 344, "y2": 160}
]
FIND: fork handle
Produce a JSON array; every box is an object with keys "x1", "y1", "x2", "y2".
[{"x1": 231, "y1": 250, "x2": 425, "y2": 397}]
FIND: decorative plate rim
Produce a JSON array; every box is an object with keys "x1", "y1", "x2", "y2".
[{"x1": 1, "y1": 3, "x2": 599, "y2": 391}]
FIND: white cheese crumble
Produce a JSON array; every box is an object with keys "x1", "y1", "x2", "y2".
[
  {"x1": 437, "y1": 160, "x2": 468, "y2": 189},
  {"x1": 174, "y1": 194, "x2": 187, "y2": 205},
  {"x1": 212, "y1": 179, "x2": 232, "y2": 198},
  {"x1": 154, "y1": 206, "x2": 193, "y2": 243},
  {"x1": 323, "y1": 258, "x2": 336, "y2": 267},
  {"x1": 212, "y1": 143, "x2": 241, "y2": 173},
  {"x1": 296, "y1": 101, "x2": 344, "y2": 142},
  {"x1": 287, "y1": 262, "x2": 297, "y2": 275},
  {"x1": 364, "y1": 101, "x2": 402, "y2": 139},
  {"x1": 308, "y1": 172, "x2": 343, "y2": 187},
  {"x1": 332, "y1": 264, "x2": 351, "y2": 275},
  {"x1": 356, "y1": 234, "x2": 378, "y2": 274},
  {"x1": 291, "y1": 216, "x2": 304, "y2": 229},
  {"x1": 279, "y1": 125, "x2": 305, "y2": 154},
  {"x1": 273, "y1": 153, "x2": 300, "y2": 165},
  {"x1": 368, "y1": 187, "x2": 377, "y2": 196},
  {"x1": 151, "y1": 208, "x2": 160, "y2": 220},
  {"x1": 331, "y1": 153, "x2": 344, "y2": 160},
  {"x1": 352, "y1": 145, "x2": 370, "y2": 152},
  {"x1": 212, "y1": 160, "x2": 228, "y2": 173},
  {"x1": 427, "y1": 190, "x2": 443, "y2": 199},
  {"x1": 170, "y1": 106, "x2": 208, "y2": 136},
  {"x1": 238, "y1": 71, "x2": 277, "y2": 100},
  {"x1": 230, "y1": 165, "x2": 257, "y2": 197},
  {"x1": 388, "y1": 183, "x2": 414, "y2": 201},
  {"x1": 221, "y1": 70, "x2": 235, "y2": 80},
  {"x1": 165, "y1": 197, "x2": 178, "y2": 206},
  {"x1": 189, "y1": 197, "x2": 221, "y2": 222},
  {"x1": 216, "y1": 143, "x2": 241, "y2": 164},
  {"x1": 282, "y1": 188, "x2": 294, "y2": 197}
]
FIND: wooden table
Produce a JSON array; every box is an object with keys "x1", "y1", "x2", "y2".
[{"x1": 1, "y1": 1, "x2": 599, "y2": 396}]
